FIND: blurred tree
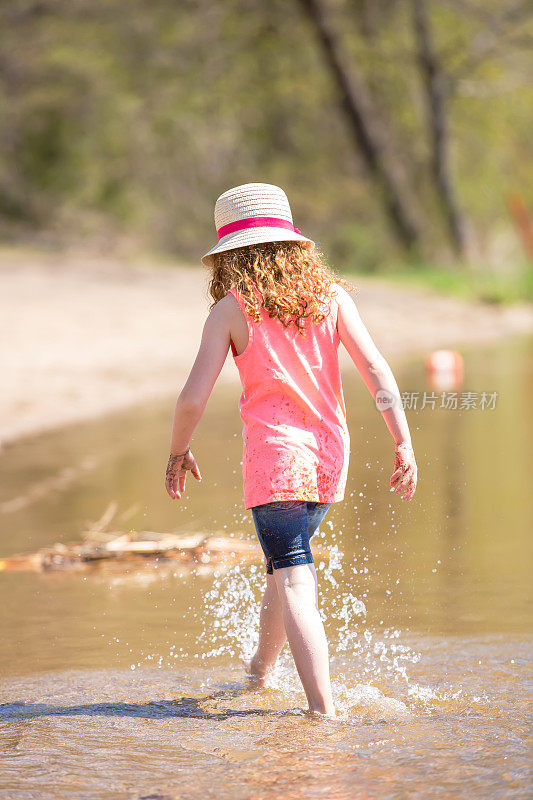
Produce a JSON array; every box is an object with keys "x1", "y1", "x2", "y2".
[
  {"x1": 298, "y1": 0, "x2": 423, "y2": 252},
  {"x1": 411, "y1": 0, "x2": 467, "y2": 255},
  {"x1": 0, "y1": 0, "x2": 531, "y2": 268}
]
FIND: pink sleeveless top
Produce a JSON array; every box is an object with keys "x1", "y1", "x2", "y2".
[{"x1": 228, "y1": 283, "x2": 350, "y2": 509}]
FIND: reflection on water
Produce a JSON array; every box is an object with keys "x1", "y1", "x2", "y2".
[
  {"x1": 0, "y1": 643, "x2": 529, "y2": 800},
  {"x1": 0, "y1": 335, "x2": 531, "y2": 799}
]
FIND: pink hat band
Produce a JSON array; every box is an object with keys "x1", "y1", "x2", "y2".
[{"x1": 217, "y1": 216, "x2": 301, "y2": 241}]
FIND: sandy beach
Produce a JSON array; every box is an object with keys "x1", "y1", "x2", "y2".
[{"x1": 1, "y1": 247, "x2": 531, "y2": 448}]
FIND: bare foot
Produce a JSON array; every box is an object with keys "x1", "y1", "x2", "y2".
[
  {"x1": 242, "y1": 655, "x2": 273, "y2": 688},
  {"x1": 308, "y1": 708, "x2": 337, "y2": 720}
]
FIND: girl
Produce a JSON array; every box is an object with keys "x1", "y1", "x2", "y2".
[{"x1": 165, "y1": 183, "x2": 417, "y2": 719}]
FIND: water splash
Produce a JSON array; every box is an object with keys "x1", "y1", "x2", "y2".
[
  {"x1": 318, "y1": 538, "x2": 421, "y2": 690},
  {"x1": 125, "y1": 511, "x2": 485, "y2": 719},
  {"x1": 171, "y1": 530, "x2": 425, "y2": 719},
  {"x1": 407, "y1": 681, "x2": 491, "y2": 713},
  {"x1": 196, "y1": 563, "x2": 264, "y2": 661}
]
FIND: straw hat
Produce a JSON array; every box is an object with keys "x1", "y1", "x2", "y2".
[{"x1": 201, "y1": 182, "x2": 314, "y2": 267}]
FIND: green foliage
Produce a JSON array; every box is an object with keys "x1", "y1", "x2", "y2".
[
  {"x1": 359, "y1": 260, "x2": 533, "y2": 304},
  {"x1": 0, "y1": 0, "x2": 531, "y2": 267}
]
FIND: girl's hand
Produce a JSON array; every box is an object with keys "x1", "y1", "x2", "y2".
[
  {"x1": 165, "y1": 450, "x2": 202, "y2": 500},
  {"x1": 390, "y1": 442, "x2": 417, "y2": 502}
]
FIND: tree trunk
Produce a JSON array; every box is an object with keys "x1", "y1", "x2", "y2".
[
  {"x1": 412, "y1": 0, "x2": 467, "y2": 255},
  {"x1": 298, "y1": 0, "x2": 423, "y2": 252}
]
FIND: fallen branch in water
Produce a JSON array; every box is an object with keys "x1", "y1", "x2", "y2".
[{"x1": 0, "y1": 502, "x2": 330, "y2": 575}]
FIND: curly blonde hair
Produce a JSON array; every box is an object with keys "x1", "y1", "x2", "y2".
[{"x1": 207, "y1": 241, "x2": 356, "y2": 334}]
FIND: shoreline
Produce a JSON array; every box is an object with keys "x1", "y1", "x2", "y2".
[{"x1": 1, "y1": 249, "x2": 531, "y2": 449}]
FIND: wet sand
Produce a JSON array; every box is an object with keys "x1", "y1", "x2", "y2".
[{"x1": 1, "y1": 247, "x2": 531, "y2": 448}]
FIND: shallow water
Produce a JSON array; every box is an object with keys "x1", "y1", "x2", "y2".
[{"x1": 0, "y1": 335, "x2": 531, "y2": 799}]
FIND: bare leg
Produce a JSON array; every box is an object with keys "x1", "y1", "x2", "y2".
[
  {"x1": 244, "y1": 566, "x2": 287, "y2": 686},
  {"x1": 273, "y1": 562, "x2": 336, "y2": 718}
]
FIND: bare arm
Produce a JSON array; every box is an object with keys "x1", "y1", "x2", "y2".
[
  {"x1": 335, "y1": 284, "x2": 417, "y2": 501},
  {"x1": 165, "y1": 298, "x2": 232, "y2": 500}
]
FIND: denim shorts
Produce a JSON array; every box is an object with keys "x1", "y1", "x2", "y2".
[{"x1": 251, "y1": 500, "x2": 332, "y2": 575}]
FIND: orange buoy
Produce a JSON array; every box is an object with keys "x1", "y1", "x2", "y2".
[{"x1": 425, "y1": 349, "x2": 464, "y2": 390}]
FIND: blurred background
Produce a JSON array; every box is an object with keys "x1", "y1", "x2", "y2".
[{"x1": 1, "y1": 0, "x2": 532, "y2": 296}]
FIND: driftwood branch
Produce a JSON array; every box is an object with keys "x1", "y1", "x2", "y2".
[{"x1": 0, "y1": 503, "x2": 330, "y2": 574}]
